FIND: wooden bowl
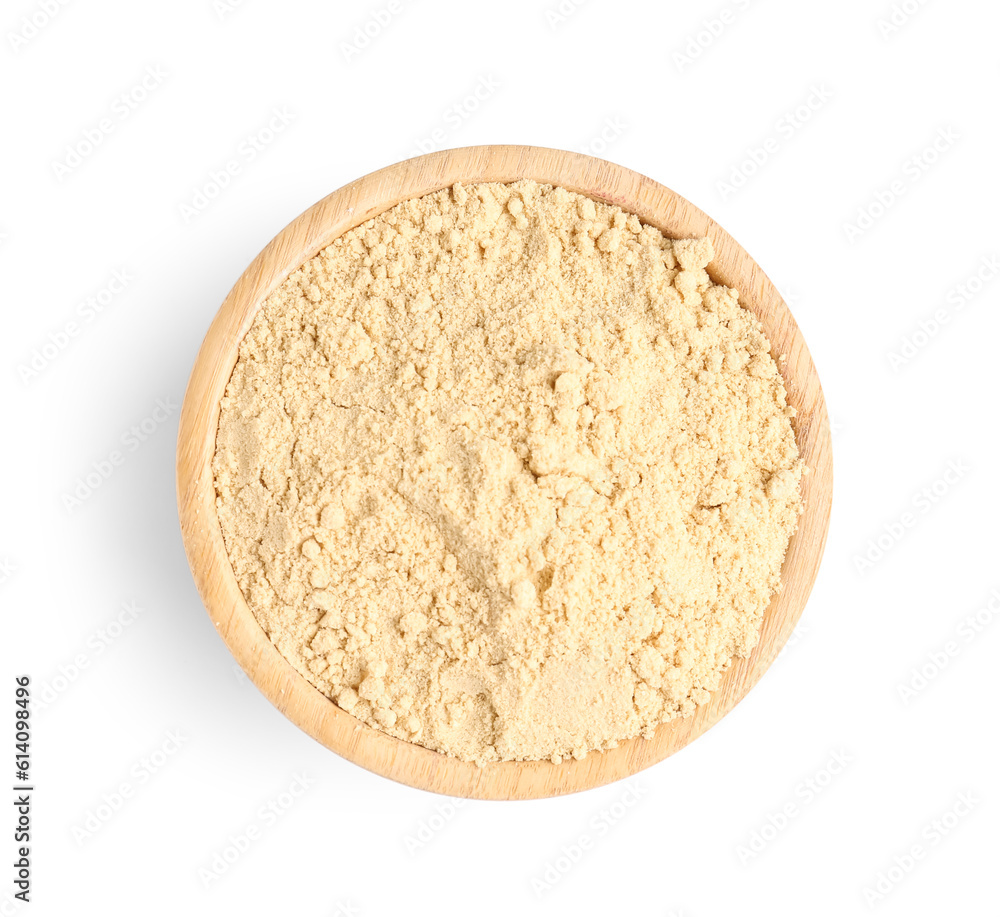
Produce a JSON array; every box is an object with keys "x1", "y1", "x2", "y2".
[{"x1": 177, "y1": 145, "x2": 832, "y2": 800}]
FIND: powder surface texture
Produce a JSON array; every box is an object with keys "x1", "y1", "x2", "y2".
[{"x1": 213, "y1": 180, "x2": 802, "y2": 764}]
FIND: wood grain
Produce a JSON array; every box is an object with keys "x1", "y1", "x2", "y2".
[{"x1": 176, "y1": 145, "x2": 833, "y2": 800}]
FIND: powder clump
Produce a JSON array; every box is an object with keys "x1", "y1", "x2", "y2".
[{"x1": 213, "y1": 180, "x2": 802, "y2": 764}]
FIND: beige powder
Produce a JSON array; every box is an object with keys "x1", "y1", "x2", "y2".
[{"x1": 213, "y1": 180, "x2": 802, "y2": 764}]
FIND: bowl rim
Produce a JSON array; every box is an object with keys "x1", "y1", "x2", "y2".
[{"x1": 176, "y1": 144, "x2": 833, "y2": 800}]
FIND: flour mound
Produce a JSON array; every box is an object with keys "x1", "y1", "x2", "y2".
[{"x1": 213, "y1": 180, "x2": 802, "y2": 764}]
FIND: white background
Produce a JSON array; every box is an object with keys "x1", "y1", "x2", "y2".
[{"x1": 2, "y1": 0, "x2": 998, "y2": 914}]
